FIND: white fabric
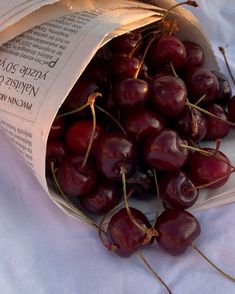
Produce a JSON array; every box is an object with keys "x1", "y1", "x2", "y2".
[{"x1": 0, "y1": 1, "x2": 235, "y2": 293}]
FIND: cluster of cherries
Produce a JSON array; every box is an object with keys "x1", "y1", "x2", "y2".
[{"x1": 46, "y1": 9, "x2": 235, "y2": 291}]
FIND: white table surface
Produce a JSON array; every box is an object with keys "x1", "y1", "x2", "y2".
[{"x1": 0, "y1": 1, "x2": 235, "y2": 293}]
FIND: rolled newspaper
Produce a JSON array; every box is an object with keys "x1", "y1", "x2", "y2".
[{"x1": 0, "y1": 0, "x2": 234, "y2": 223}]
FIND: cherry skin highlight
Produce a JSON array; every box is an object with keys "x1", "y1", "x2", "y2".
[
  {"x1": 95, "y1": 132, "x2": 137, "y2": 180},
  {"x1": 159, "y1": 171, "x2": 198, "y2": 209},
  {"x1": 155, "y1": 209, "x2": 201, "y2": 256},
  {"x1": 56, "y1": 155, "x2": 97, "y2": 197},
  {"x1": 188, "y1": 148, "x2": 232, "y2": 189},
  {"x1": 107, "y1": 207, "x2": 151, "y2": 257},
  {"x1": 143, "y1": 129, "x2": 189, "y2": 172}
]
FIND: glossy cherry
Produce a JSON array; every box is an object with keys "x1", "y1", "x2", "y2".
[
  {"x1": 107, "y1": 207, "x2": 151, "y2": 257},
  {"x1": 155, "y1": 209, "x2": 201, "y2": 256},
  {"x1": 46, "y1": 139, "x2": 68, "y2": 171},
  {"x1": 174, "y1": 106, "x2": 207, "y2": 142},
  {"x1": 112, "y1": 78, "x2": 149, "y2": 109},
  {"x1": 56, "y1": 155, "x2": 97, "y2": 197},
  {"x1": 147, "y1": 36, "x2": 186, "y2": 69},
  {"x1": 124, "y1": 106, "x2": 165, "y2": 142},
  {"x1": 188, "y1": 148, "x2": 232, "y2": 189},
  {"x1": 159, "y1": 171, "x2": 198, "y2": 209},
  {"x1": 186, "y1": 67, "x2": 219, "y2": 103},
  {"x1": 143, "y1": 129, "x2": 189, "y2": 171},
  {"x1": 110, "y1": 54, "x2": 141, "y2": 78},
  {"x1": 79, "y1": 181, "x2": 121, "y2": 215},
  {"x1": 150, "y1": 75, "x2": 187, "y2": 117},
  {"x1": 95, "y1": 132, "x2": 137, "y2": 180},
  {"x1": 182, "y1": 41, "x2": 204, "y2": 71},
  {"x1": 65, "y1": 120, "x2": 104, "y2": 155},
  {"x1": 109, "y1": 32, "x2": 142, "y2": 54},
  {"x1": 204, "y1": 104, "x2": 230, "y2": 140},
  {"x1": 212, "y1": 71, "x2": 232, "y2": 105}
]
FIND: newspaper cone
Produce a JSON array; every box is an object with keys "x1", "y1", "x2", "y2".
[{"x1": 1, "y1": 0, "x2": 234, "y2": 224}]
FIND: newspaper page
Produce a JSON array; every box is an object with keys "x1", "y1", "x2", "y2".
[{"x1": 0, "y1": 0, "x2": 233, "y2": 220}]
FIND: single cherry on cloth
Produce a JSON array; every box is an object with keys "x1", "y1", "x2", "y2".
[
  {"x1": 174, "y1": 106, "x2": 207, "y2": 142},
  {"x1": 143, "y1": 129, "x2": 189, "y2": 172},
  {"x1": 107, "y1": 207, "x2": 151, "y2": 257},
  {"x1": 159, "y1": 171, "x2": 198, "y2": 209},
  {"x1": 79, "y1": 181, "x2": 121, "y2": 215},
  {"x1": 123, "y1": 106, "x2": 165, "y2": 142},
  {"x1": 56, "y1": 155, "x2": 97, "y2": 197},
  {"x1": 48, "y1": 116, "x2": 65, "y2": 140},
  {"x1": 112, "y1": 78, "x2": 149, "y2": 109},
  {"x1": 65, "y1": 120, "x2": 104, "y2": 155},
  {"x1": 95, "y1": 132, "x2": 137, "y2": 180},
  {"x1": 147, "y1": 36, "x2": 186, "y2": 69},
  {"x1": 204, "y1": 103, "x2": 230, "y2": 141},
  {"x1": 188, "y1": 148, "x2": 232, "y2": 189},
  {"x1": 150, "y1": 75, "x2": 187, "y2": 117},
  {"x1": 227, "y1": 96, "x2": 235, "y2": 123},
  {"x1": 155, "y1": 209, "x2": 201, "y2": 256},
  {"x1": 186, "y1": 67, "x2": 219, "y2": 104}
]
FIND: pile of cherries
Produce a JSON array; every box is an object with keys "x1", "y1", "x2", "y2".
[{"x1": 46, "y1": 13, "x2": 235, "y2": 290}]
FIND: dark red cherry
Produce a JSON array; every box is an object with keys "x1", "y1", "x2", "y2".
[
  {"x1": 79, "y1": 181, "x2": 121, "y2": 215},
  {"x1": 124, "y1": 106, "x2": 165, "y2": 142},
  {"x1": 46, "y1": 140, "x2": 68, "y2": 171},
  {"x1": 188, "y1": 148, "x2": 232, "y2": 189},
  {"x1": 212, "y1": 71, "x2": 232, "y2": 105},
  {"x1": 147, "y1": 36, "x2": 186, "y2": 69},
  {"x1": 155, "y1": 209, "x2": 201, "y2": 256},
  {"x1": 110, "y1": 54, "x2": 141, "y2": 78},
  {"x1": 126, "y1": 165, "x2": 155, "y2": 199},
  {"x1": 107, "y1": 207, "x2": 151, "y2": 257},
  {"x1": 62, "y1": 78, "x2": 100, "y2": 113},
  {"x1": 143, "y1": 129, "x2": 189, "y2": 171},
  {"x1": 227, "y1": 96, "x2": 235, "y2": 123},
  {"x1": 204, "y1": 104, "x2": 230, "y2": 140},
  {"x1": 57, "y1": 155, "x2": 97, "y2": 197},
  {"x1": 159, "y1": 171, "x2": 198, "y2": 209},
  {"x1": 112, "y1": 78, "x2": 149, "y2": 109},
  {"x1": 65, "y1": 120, "x2": 104, "y2": 155},
  {"x1": 175, "y1": 107, "x2": 207, "y2": 142},
  {"x1": 182, "y1": 41, "x2": 205, "y2": 70},
  {"x1": 48, "y1": 116, "x2": 65, "y2": 140},
  {"x1": 109, "y1": 32, "x2": 142, "y2": 54},
  {"x1": 186, "y1": 67, "x2": 219, "y2": 103},
  {"x1": 150, "y1": 75, "x2": 187, "y2": 117},
  {"x1": 95, "y1": 133, "x2": 137, "y2": 180}
]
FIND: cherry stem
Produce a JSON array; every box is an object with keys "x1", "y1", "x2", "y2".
[
  {"x1": 95, "y1": 105, "x2": 127, "y2": 136},
  {"x1": 81, "y1": 93, "x2": 101, "y2": 169},
  {"x1": 152, "y1": 169, "x2": 160, "y2": 228},
  {"x1": 169, "y1": 62, "x2": 178, "y2": 78},
  {"x1": 218, "y1": 46, "x2": 235, "y2": 86},
  {"x1": 98, "y1": 189, "x2": 134, "y2": 251},
  {"x1": 195, "y1": 94, "x2": 206, "y2": 106},
  {"x1": 120, "y1": 166, "x2": 147, "y2": 234},
  {"x1": 134, "y1": 32, "x2": 158, "y2": 79},
  {"x1": 191, "y1": 243, "x2": 235, "y2": 283},
  {"x1": 186, "y1": 101, "x2": 235, "y2": 127},
  {"x1": 161, "y1": 1, "x2": 198, "y2": 23},
  {"x1": 137, "y1": 250, "x2": 172, "y2": 294},
  {"x1": 58, "y1": 103, "x2": 89, "y2": 118},
  {"x1": 50, "y1": 161, "x2": 98, "y2": 228}
]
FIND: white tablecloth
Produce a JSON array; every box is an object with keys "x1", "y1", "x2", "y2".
[{"x1": 0, "y1": 1, "x2": 235, "y2": 293}]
